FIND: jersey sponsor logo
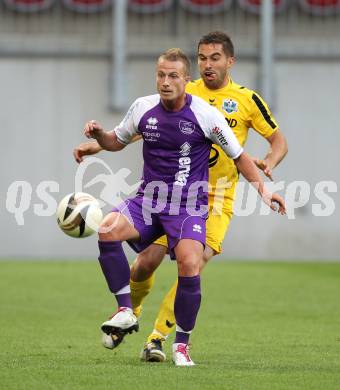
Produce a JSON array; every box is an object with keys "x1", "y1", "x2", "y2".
[
  {"x1": 174, "y1": 157, "x2": 191, "y2": 186},
  {"x1": 226, "y1": 117, "x2": 238, "y2": 128},
  {"x1": 142, "y1": 131, "x2": 160, "y2": 142},
  {"x1": 179, "y1": 120, "x2": 195, "y2": 135},
  {"x1": 212, "y1": 126, "x2": 229, "y2": 146},
  {"x1": 179, "y1": 142, "x2": 191, "y2": 157},
  {"x1": 146, "y1": 117, "x2": 158, "y2": 130},
  {"x1": 193, "y1": 224, "x2": 202, "y2": 233},
  {"x1": 222, "y1": 99, "x2": 238, "y2": 114}
]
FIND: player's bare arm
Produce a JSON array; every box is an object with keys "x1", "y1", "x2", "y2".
[
  {"x1": 253, "y1": 129, "x2": 288, "y2": 181},
  {"x1": 205, "y1": 102, "x2": 286, "y2": 214},
  {"x1": 234, "y1": 152, "x2": 286, "y2": 214},
  {"x1": 73, "y1": 141, "x2": 103, "y2": 163},
  {"x1": 74, "y1": 134, "x2": 143, "y2": 163},
  {"x1": 83, "y1": 120, "x2": 126, "y2": 152}
]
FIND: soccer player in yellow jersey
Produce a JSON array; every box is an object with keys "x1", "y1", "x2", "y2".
[{"x1": 74, "y1": 31, "x2": 288, "y2": 362}]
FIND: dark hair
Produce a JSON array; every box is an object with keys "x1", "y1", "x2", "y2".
[
  {"x1": 158, "y1": 48, "x2": 191, "y2": 76},
  {"x1": 198, "y1": 31, "x2": 234, "y2": 57}
]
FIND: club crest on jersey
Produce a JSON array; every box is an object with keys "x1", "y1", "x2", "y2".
[
  {"x1": 222, "y1": 99, "x2": 238, "y2": 114},
  {"x1": 180, "y1": 142, "x2": 191, "y2": 157},
  {"x1": 179, "y1": 120, "x2": 195, "y2": 135},
  {"x1": 146, "y1": 117, "x2": 158, "y2": 130}
]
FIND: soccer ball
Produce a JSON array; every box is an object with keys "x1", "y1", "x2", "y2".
[{"x1": 56, "y1": 192, "x2": 103, "y2": 238}]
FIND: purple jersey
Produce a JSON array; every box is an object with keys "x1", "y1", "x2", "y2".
[{"x1": 115, "y1": 94, "x2": 243, "y2": 212}]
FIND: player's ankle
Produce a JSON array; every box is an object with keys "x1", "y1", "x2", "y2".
[{"x1": 147, "y1": 330, "x2": 167, "y2": 344}]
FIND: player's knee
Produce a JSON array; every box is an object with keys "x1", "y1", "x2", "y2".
[
  {"x1": 177, "y1": 253, "x2": 200, "y2": 276},
  {"x1": 98, "y1": 212, "x2": 121, "y2": 241}
]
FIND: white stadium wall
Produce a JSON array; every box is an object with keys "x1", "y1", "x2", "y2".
[{"x1": 1, "y1": 56, "x2": 339, "y2": 260}]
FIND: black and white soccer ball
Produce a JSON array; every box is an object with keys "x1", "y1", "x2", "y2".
[{"x1": 56, "y1": 192, "x2": 103, "y2": 238}]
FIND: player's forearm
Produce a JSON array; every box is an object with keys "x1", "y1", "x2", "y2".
[
  {"x1": 87, "y1": 141, "x2": 103, "y2": 154},
  {"x1": 94, "y1": 130, "x2": 125, "y2": 152},
  {"x1": 264, "y1": 129, "x2": 288, "y2": 169},
  {"x1": 235, "y1": 152, "x2": 266, "y2": 196},
  {"x1": 91, "y1": 134, "x2": 140, "y2": 153}
]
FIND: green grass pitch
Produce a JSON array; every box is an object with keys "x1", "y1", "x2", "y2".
[{"x1": 1, "y1": 260, "x2": 340, "y2": 389}]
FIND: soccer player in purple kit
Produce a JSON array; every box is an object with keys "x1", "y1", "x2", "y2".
[{"x1": 82, "y1": 48, "x2": 285, "y2": 366}]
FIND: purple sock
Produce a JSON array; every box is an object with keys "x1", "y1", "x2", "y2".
[
  {"x1": 98, "y1": 241, "x2": 132, "y2": 309},
  {"x1": 174, "y1": 275, "x2": 201, "y2": 344}
]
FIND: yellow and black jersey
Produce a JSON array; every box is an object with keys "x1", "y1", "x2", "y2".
[{"x1": 185, "y1": 78, "x2": 279, "y2": 213}]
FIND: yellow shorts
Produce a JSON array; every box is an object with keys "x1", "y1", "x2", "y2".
[{"x1": 154, "y1": 209, "x2": 233, "y2": 254}]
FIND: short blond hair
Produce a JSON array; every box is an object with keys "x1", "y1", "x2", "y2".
[{"x1": 158, "y1": 48, "x2": 191, "y2": 76}]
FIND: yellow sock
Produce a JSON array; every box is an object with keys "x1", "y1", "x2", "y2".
[
  {"x1": 147, "y1": 280, "x2": 177, "y2": 343},
  {"x1": 130, "y1": 273, "x2": 155, "y2": 318}
]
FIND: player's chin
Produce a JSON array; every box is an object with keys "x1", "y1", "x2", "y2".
[
  {"x1": 202, "y1": 77, "x2": 219, "y2": 89},
  {"x1": 161, "y1": 95, "x2": 176, "y2": 106}
]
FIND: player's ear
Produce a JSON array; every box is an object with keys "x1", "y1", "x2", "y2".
[
  {"x1": 227, "y1": 56, "x2": 235, "y2": 69},
  {"x1": 185, "y1": 75, "x2": 191, "y2": 83}
]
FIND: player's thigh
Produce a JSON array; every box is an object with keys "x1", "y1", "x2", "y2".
[
  {"x1": 99, "y1": 211, "x2": 140, "y2": 242},
  {"x1": 174, "y1": 239, "x2": 204, "y2": 277},
  {"x1": 205, "y1": 210, "x2": 233, "y2": 256},
  {"x1": 112, "y1": 196, "x2": 164, "y2": 252}
]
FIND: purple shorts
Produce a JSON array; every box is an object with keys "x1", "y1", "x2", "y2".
[{"x1": 113, "y1": 195, "x2": 206, "y2": 259}]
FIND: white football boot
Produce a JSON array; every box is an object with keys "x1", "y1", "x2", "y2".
[
  {"x1": 172, "y1": 343, "x2": 195, "y2": 366},
  {"x1": 101, "y1": 307, "x2": 139, "y2": 349}
]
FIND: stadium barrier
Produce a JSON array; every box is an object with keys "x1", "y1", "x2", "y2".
[
  {"x1": 298, "y1": 0, "x2": 340, "y2": 15},
  {"x1": 179, "y1": 0, "x2": 233, "y2": 14},
  {"x1": 2, "y1": 0, "x2": 340, "y2": 14},
  {"x1": 237, "y1": 0, "x2": 290, "y2": 14},
  {"x1": 128, "y1": 0, "x2": 173, "y2": 13},
  {"x1": 62, "y1": 0, "x2": 111, "y2": 13},
  {"x1": 3, "y1": 0, "x2": 55, "y2": 12}
]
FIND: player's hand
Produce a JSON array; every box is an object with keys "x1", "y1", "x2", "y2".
[
  {"x1": 262, "y1": 191, "x2": 286, "y2": 215},
  {"x1": 84, "y1": 120, "x2": 104, "y2": 140},
  {"x1": 73, "y1": 142, "x2": 101, "y2": 163},
  {"x1": 253, "y1": 158, "x2": 273, "y2": 181}
]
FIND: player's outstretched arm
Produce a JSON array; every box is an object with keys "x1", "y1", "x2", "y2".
[
  {"x1": 83, "y1": 120, "x2": 125, "y2": 152},
  {"x1": 73, "y1": 141, "x2": 103, "y2": 163},
  {"x1": 253, "y1": 129, "x2": 288, "y2": 181},
  {"x1": 234, "y1": 152, "x2": 286, "y2": 215},
  {"x1": 74, "y1": 133, "x2": 143, "y2": 163}
]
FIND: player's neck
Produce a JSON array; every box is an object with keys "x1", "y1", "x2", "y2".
[
  {"x1": 220, "y1": 76, "x2": 230, "y2": 89},
  {"x1": 161, "y1": 95, "x2": 186, "y2": 112}
]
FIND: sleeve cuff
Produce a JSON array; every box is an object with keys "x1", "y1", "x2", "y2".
[{"x1": 231, "y1": 147, "x2": 243, "y2": 160}]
